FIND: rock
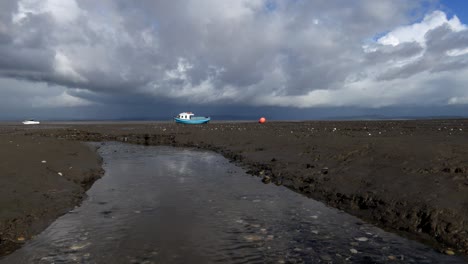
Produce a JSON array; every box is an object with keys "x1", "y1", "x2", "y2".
[
  {"x1": 387, "y1": 255, "x2": 396, "y2": 260},
  {"x1": 444, "y1": 249, "x2": 455, "y2": 255},
  {"x1": 244, "y1": 235, "x2": 262, "y2": 242},
  {"x1": 354, "y1": 237, "x2": 368, "y2": 242},
  {"x1": 41, "y1": 160, "x2": 47, "y2": 164},
  {"x1": 262, "y1": 176, "x2": 271, "y2": 184},
  {"x1": 321, "y1": 167, "x2": 329, "y2": 174},
  {"x1": 350, "y1": 248, "x2": 358, "y2": 254},
  {"x1": 69, "y1": 242, "x2": 90, "y2": 250},
  {"x1": 17, "y1": 236, "x2": 25, "y2": 242},
  {"x1": 58, "y1": 172, "x2": 63, "y2": 176}
]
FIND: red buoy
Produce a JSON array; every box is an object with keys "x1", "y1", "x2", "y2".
[{"x1": 259, "y1": 117, "x2": 266, "y2": 123}]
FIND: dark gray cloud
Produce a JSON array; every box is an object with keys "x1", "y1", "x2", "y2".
[{"x1": 0, "y1": 0, "x2": 467, "y2": 119}]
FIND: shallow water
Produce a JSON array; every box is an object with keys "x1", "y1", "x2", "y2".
[{"x1": 1, "y1": 143, "x2": 464, "y2": 263}]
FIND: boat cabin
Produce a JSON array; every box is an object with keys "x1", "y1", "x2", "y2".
[{"x1": 177, "y1": 112, "x2": 194, "y2": 120}]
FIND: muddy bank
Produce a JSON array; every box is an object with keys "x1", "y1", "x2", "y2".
[
  {"x1": 0, "y1": 135, "x2": 104, "y2": 256},
  {"x1": 2, "y1": 119, "x2": 468, "y2": 255}
]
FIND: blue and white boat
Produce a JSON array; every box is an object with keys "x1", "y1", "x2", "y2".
[{"x1": 174, "y1": 112, "x2": 210, "y2": 124}]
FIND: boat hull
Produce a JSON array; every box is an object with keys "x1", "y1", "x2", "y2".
[
  {"x1": 174, "y1": 117, "x2": 210, "y2": 124},
  {"x1": 22, "y1": 121, "x2": 40, "y2": 125}
]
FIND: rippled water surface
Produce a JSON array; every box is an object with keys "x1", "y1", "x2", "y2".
[{"x1": 1, "y1": 143, "x2": 465, "y2": 263}]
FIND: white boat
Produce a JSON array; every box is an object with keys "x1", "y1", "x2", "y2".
[
  {"x1": 174, "y1": 112, "x2": 210, "y2": 124},
  {"x1": 22, "y1": 119, "x2": 40, "y2": 125}
]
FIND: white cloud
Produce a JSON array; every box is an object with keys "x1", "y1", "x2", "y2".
[
  {"x1": 53, "y1": 51, "x2": 87, "y2": 82},
  {"x1": 448, "y1": 97, "x2": 468, "y2": 105},
  {"x1": 446, "y1": 47, "x2": 468, "y2": 57},
  {"x1": 2, "y1": 1, "x2": 468, "y2": 113},
  {"x1": 13, "y1": 0, "x2": 82, "y2": 24},
  {"x1": 378, "y1": 11, "x2": 466, "y2": 46}
]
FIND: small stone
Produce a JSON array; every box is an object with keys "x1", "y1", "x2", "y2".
[
  {"x1": 355, "y1": 237, "x2": 368, "y2": 242},
  {"x1": 321, "y1": 167, "x2": 329, "y2": 174},
  {"x1": 244, "y1": 235, "x2": 262, "y2": 242},
  {"x1": 444, "y1": 249, "x2": 455, "y2": 255},
  {"x1": 388, "y1": 255, "x2": 396, "y2": 260},
  {"x1": 58, "y1": 172, "x2": 63, "y2": 176},
  {"x1": 41, "y1": 160, "x2": 47, "y2": 164},
  {"x1": 262, "y1": 176, "x2": 271, "y2": 184},
  {"x1": 17, "y1": 236, "x2": 25, "y2": 242},
  {"x1": 350, "y1": 249, "x2": 358, "y2": 254},
  {"x1": 69, "y1": 242, "x2": 90, "y2": 250}
]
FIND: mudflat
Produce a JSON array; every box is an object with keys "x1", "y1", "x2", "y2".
[
  {"x1": 0, "y1": 119, "x2": 467, "y2": 255},
  {"x1": 0, "y1": 134, "x2": 103, "y2": 256}
]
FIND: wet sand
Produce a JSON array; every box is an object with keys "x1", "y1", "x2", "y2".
[{"x1": 0, "y1": 119, "x2": 467, "y2": 256}]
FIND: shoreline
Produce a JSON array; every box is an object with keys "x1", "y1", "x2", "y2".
[{"x1": 1, "y1": 119, "x2": 467, "y2": 256}]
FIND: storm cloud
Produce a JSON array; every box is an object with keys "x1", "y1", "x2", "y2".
[{"x1": 0, "y1": 0, "x2": 467, "y2": 119}]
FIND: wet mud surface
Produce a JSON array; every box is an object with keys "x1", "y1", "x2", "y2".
[
  {"x1": 1, "y1": 143, "x2": 465, "y2": 263},
  {"x1": 0, "y1": 119, "x2": 467, "y2": 257}
]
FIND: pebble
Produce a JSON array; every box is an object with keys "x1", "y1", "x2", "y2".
[
  {"x1": 244, "y1": 235, "x2": 262, "y2": 242},
  {"x1": 354, "y1": 237, "x2": 368, "y2": 242},
  {"x1": 350, "y1": 248, "x2": 358, "y2": 254},
  {"x1": 444, "y1": 249, "x2": 455, "y2": 255},
  {"x1": 321, "y1": 167, "x2": 329, "y2": 174},
  {"x1": 262, "y1": 176, "x2": 271, "y2": 184},
  {"x1": 58, "y1": 172, "x2": 63, "y2": 176},
  {"x1": 41, "y1": 160, "x2": 47, "y2": 163},
  {"x1": 69, "y1": 242, "x2": 90, "y2": 250},
  {"x1": 17, "y1": 236, "x2": 25, "y2": 241},
  {"x1": 388, "y1": 255, "x2": 396, "y2": 260}
]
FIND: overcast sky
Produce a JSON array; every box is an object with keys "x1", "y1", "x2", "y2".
[{"x1": 0, "y1": 0, "x2": 467, "y2": 120}]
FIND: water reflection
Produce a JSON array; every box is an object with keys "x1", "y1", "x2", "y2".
[{"x1": 1, "y1": 143, "x2": 464, "y2": 263}]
